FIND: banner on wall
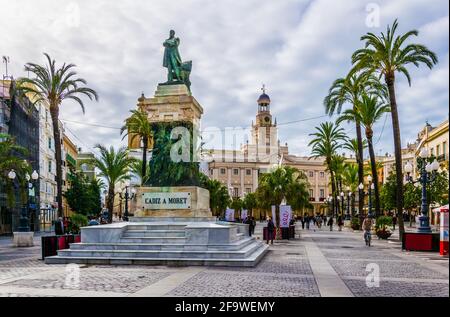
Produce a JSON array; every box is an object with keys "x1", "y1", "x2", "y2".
[
  {"x1": 271, "y1": 205, "x2": 276, "y2": 222},
  {"x1": 225, "y1": 209, "x2": 235, "y2": 222},
  {"x1": 241, "y1": 209, "x2": 248, "y2": 220},
  {"x1": 280, "y1": 205, "x2": 292, "y2": 228}
]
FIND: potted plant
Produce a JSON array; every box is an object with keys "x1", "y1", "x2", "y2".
[
  {"x1": 351, "y1": 217, "x2": 360, "y2": 230},
  {"x1": 68, "y1": 213, "x2": 89, "y2": 235},
  {"x1": 375, "y1": 216, "x2": 393, "y2": 240}
]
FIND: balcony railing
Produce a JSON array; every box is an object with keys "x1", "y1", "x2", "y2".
[{"x1": 437, "y1": 153, "x2": 448, "y2": 162}]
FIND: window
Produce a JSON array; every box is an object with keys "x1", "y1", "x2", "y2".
[
  {"x1": 430, "y1": 148, "x2": 434, "y2": 156},
  {"x1": 309, "y1": 189, "x2": 314, "y2": 197},
  {"x1": 436, "y1": 145, "x2": 440, "y2": 156},
  {"x1": 233, "y1": 169, "x2": 239, "y2": 176},
  {"x1": 320, "y1": 172, "x2": 325, "y2": 178},
  {"x1": 210, "y1": 169, "x2": 214, "y2": 176},
  {"x1": 320, "y1": 189, "x2": 325, "y2": 198},
  {"x1": 443, "y1": 142, "x2": 447, "y2": 159},
  {"x1": 48, "y1": 161, "x2": 52, "y2": 174},
  {"x1": 220, "y1": 168, "x2": 226, "y2": 175},
  {"x1": 233, "y1": 188, "x2": 239, "y2": 197},
  {"x1": 309, "y1": 171, "x2": 314, "y2": 178},
  {"x1": 48, "y1": 137, "x2": 52, "y2": 150},
  {"x1": 245, "y1": 188, "x2": 252, "y2": 194},
  {"x1": 246, "y1": 169, "x2": 252, "y2": 176}
]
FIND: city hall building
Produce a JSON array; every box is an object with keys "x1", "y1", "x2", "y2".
[{"x1": 206, "y1": 89, "x2": 332, "y2": 215}]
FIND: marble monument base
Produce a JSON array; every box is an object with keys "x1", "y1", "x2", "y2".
[
  {"x1": 45, "y1": 220, "x2": 268, "y2": 267},
  {"x1": 45, "y1": 187, "x2": 268, "y2": 267},
  {"x1": 13, "y1": 232, "x2": 34, "y2": 247}
]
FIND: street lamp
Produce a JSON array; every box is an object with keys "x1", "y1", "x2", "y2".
[
  {"x1": 405, "y1": 154, "x2": 440, "y2": 233},
  {"x1": 328, "y1": 196, "x2": 334, "y2": 217},
  {"x1": 8, "y1": 169, "x2": 38, "y2": 232},
  {"x1": 346, "y1": 187, "x2": 352, "y2": 220},
  {"x1": 359, "y1": 180, "x2": 374, "y2": 218},
  {"x1": 119, "y1": 184, "x2": 136, "y2": 222},
  {"x1": 340, "y1": 192, "x2": 345, "y2": 217}
]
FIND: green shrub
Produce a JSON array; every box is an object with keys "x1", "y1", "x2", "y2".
[
  {"x1": 69, "y1": 213, "x2": 89, "y2": 234},
  {"x1": 375, "y1": 216, "x2": 393, "y2": 231},
  {"x1": 351, "y1": 217, "x2": 360, "y2": 230}
]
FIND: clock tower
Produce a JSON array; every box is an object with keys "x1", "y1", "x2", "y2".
[{"x1": 251, "y1": 85, "x2": 278, "y2": 157}]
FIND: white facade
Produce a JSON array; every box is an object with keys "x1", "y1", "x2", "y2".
[{"x1": 38, "y1": 101, "x2": 57, "y2": 211}]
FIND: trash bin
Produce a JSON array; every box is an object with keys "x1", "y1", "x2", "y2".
[
  {"x1": 263, "y1": 227, "x2": 276, "y2": 241},
  {"x1": 41, "y1": 236, "x2": 58, "y2": 260},
  {"x1": 289, "y1": 225, "x2": 295, "y2": 239},
  {"x1": 440, "y1": 207, "x2": 449, "y2": 256},
  {"x1": 281, "y1": 228, "x2": 290, "y2": 239}
]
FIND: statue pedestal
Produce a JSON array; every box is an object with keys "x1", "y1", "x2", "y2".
[{"x1": 128, "y1": 84, "x2": 203, "y2": 150}]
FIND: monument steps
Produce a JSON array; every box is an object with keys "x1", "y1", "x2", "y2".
[
  {"x1": 123, "y1": 229, "x2": 186, "y2": 238},
  {"x1": 68, "y1": 236, "x2": 256, "y2": 251},
  {"x1": 45, "y1": 244, "x2": 269, "y2": 267},
  {"x1": 120, "y1": 236, "x2": 186, "y2": 244},
  {"x1": 55, "y1": 242, "x2": 262, "y2": 259}
]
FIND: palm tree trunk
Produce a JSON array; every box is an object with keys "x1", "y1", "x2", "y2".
[
  {"x1": 275, "y1": 204, "x2": 281, "y2": 239},
  {"x1": 355, "y1": 120, "x2": 365, "y2": 227},
  {"x1": 142, "y1": 137, "x2": 148, "y2": 185},
  {"x1": 330, "y1": 170, "x2": 337, "y2": 217},
  {"x1": 367, "y1": 137, "x2": 381, "y2": 217},
  {"x1": 386, "y1": 75, "x2": 405, "y2": 238},
  {"x1": 107, "y1": 186, "x2": 115, "y2": 223},
  {"x1": 49, "y1": 106, "x2": 64, "y2": 218}
]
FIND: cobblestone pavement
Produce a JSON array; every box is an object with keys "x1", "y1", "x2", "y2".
[{"x1": 0, "y1": 225, "x2": 448, "y2": 297}]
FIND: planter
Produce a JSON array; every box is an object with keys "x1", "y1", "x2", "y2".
[{"x1": 376, "y1": 230, "x2": 392, "y2": 240}]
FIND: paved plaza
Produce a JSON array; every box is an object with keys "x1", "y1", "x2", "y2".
[{"x1": 0, "y1": 225, "x2": 448, "y2": 297}]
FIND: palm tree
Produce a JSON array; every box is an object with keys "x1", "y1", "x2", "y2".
[
  {"x1": 258, "y1": 166, "x2": 310, "y2": 237},
  {"x1": 330, "y1": 155, "x2": 346, "y2": 215},
  {"x1": 324, "y1": 73, "x2": 385, "y2": 219},
  {"x1": 121, "y1": 109, "x2": 153, "y2": 182},
  {"x1": 343, "y1": 138, "x2": 367, "y2": 161},
  {"x1": 16, "y1": 53, "x2": 98, "y2": 217},
  {"x1": 0, "y1": 134, "x2": 31, "y2": 207},
  {"x1": 130, "y1": 159, "x2": 151, "y2": 186},
  {"x1": 90, "y1": 145, "x2": 135, "y2": 223},
  {"x1": 309, "y1": 122, "x2": 347, "y2": 216},
  {"x1": 338, "y1": 94, "x2": 391, "y2": 217},
  {"x1": 242, "y1": 192, "x2": 258, "y2": 217},
  {"x1": 343, "y1": 163, "x2": 359, "y2": 215},
  {"x1": 201, "y1": 176, "x2": 230, "y2": 217},
  {"x1": 351, "y1": 19, "x2": 438, "y2": 236}
]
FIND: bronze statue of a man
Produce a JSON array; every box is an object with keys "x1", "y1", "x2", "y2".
[{"x1": 163, "y1": 30, "x2": 183, "y2": 82}]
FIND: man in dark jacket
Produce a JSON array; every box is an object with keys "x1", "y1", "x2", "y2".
[{"x1": 266, "y1": 217, "x2": 275, "y2": 245}]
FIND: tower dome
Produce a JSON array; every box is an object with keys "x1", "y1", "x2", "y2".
[
  {"x1": 257, "y1": 84, "x2": 271, "y2": 105},
  {"x1": 257, "y1": 93, "x2": 271, "y2": 105}
]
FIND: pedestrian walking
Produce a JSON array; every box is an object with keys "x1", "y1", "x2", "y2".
[
  {"x1": 392, "y1": 214, "x2": 397, "y2": 231},
  {"x1": 266, "y1": 217, "x2": 275, "y2": 245},
  {"x1": 305, "y1": 215, "x2": 310, "y2": 230},
  {"x1": 300, "y1": 216, "x2": 306, "y2": 230},
  {"x1": 327, "y1": 216, "x2": 334, "y2": 231},
  {"x1": 337, "y1": 215, "x2": 344, "y2": 231}
]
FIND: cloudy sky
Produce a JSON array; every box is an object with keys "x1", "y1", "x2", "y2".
[{"x1": 1, "y1": 0, "x2": 448, "y2": 158}]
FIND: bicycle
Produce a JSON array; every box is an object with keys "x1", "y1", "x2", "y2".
[{"x1": 364, "y1": 230, "x2": 372, "y2": 247}]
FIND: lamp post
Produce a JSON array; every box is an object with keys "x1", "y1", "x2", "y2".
[
  {"x1": 346, "y1": 187, "x2": 352, "y2": 220},
  {"x1": 119, "y1": 184, "x2": 136, "y2": 222},
  {"x1": 359, "y1": 177, "x2": 375, "y2": 218},
  {"x1": 8, "y1": 169, "x2": 39, "y2": 232},
  {"x1": 340, "y1": 192, "x2": 345, "y2": 217},
  {"x1": 405, "y1": 148, "x2": 439, "y2": 233}
]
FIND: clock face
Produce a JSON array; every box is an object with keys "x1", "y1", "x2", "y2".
[{"x1": 264, "y1": 117, "x2": 270, "y2": 123}]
